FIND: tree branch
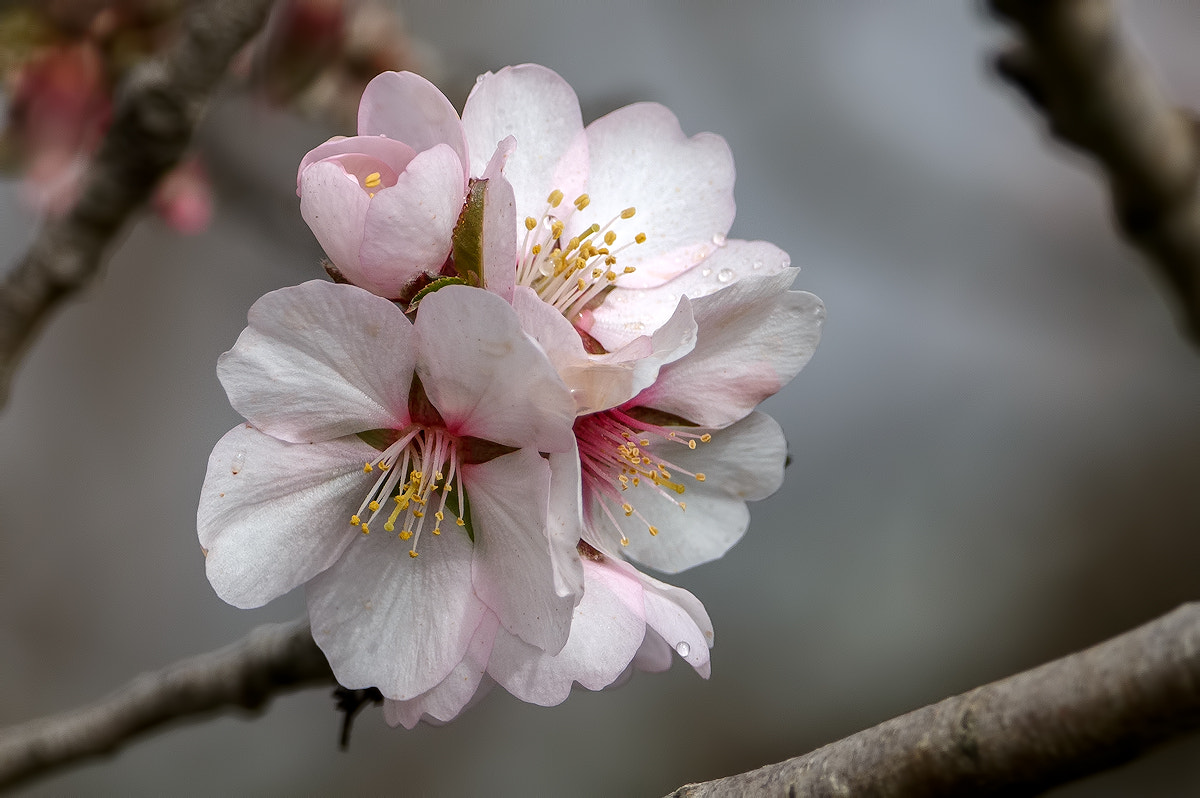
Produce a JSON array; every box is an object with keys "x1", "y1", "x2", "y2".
[
  {"x1": 667, "y1": 602, "x2": 1200, "y2": 797},
  {"x1": 989, "y1": 0, "x2": 1200, "y2": 343},
  {"x1": 0, "y1": 618, "x2": 333, "y2": 791},
  {"x1": 0, "y1": 0, "x2": 276, "y2": 408}
]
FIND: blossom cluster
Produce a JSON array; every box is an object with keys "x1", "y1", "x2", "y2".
[{"x1": 198, "y1": 65, "x2": 824, "y2": 727}]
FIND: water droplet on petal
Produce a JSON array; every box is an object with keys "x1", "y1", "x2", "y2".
[
  {"x1": 716, "y1": 268, "x2": 735, "y2": 283},
  {"x1": 231, "y1": 452, "x2": 245, "y2": 475},
  {"x1": 675, "y1": 641, "x2": 691, "y2": 657},
  {"x1": 701, "y1": 268, "x2": 712, "y2": 278},
  {"x1": 751, "y1": 259, "x2": 763, "y2": 270},
  {"x1": 712, "y1": 233, "x2": 727, "y2": 246}
]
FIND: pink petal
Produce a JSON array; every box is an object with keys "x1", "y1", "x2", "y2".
[
  {"x1": 414, "y1": 285, "x2": 575, "y2": 453},
  {"x1": 297, "y1": 135, "x2": 417, "y2": 189},
  {"x1": 299, "y1": 160, "x2": 371, "y2": 280},
  {"x1": 465, "y1": 449, "x2": 576, "y2": 654},
  {"x1": 487, "y1": 556, "x2": 646, "y2": 706},
  {"x1": 198, "y1": 425, "x2": 375, "y2": 608},
  {"x1": 217, "y1": 281, "x2": 414, "y2": 443},
  {"x1": 569, "y1": 102, "x2": 735, "y2": 288},
  {"x1": 638, "y1": 274, "x2": 825, "y2": 428},
  {"x1": 462, "y1": 64, "x2": 589, "y2": 228},
  {"x1": 546, "y1": 451, "x2": 586, "y2": 598},
  {"x1": 359, "y1": 143, "x2": 466, "y2": 296},
  {"x1": 637, "y1": 571, "x2": 713, "y2": 677},
  {"x1": 357, "y1": 71, "x2": 469, "y2": 185},
  {"x1": 596, "y1": 412, "x2": 786, "y2": 574},
  {"x1": 307, "y1": 516, "x2": 486, "y2": 700},
  {"x1": 588, "y1": 239, "x2": 791, "y2": 351},
  {"x1": 479, "y1": 137, "x2": 518, "y2": 302},
  {"x1": 383, "y1": 612, "x2": 499, "y2": 729}
]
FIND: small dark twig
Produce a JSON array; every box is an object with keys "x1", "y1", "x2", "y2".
[
  {"x1": 989, "y1": 0, "x2": 1200, "y2": 343},
  {"x1": 333, "y1": 686, "x2": 384, "y2": 750},
  {"x1": 0, "y1": 0, "x2": 276, "y2": 408},
  {"x1": 0, "y1": 618, "x2": 333, "y2": 791},
  {"x1": 667, "y1": 603, "x2": 1200, "y2": 797}
]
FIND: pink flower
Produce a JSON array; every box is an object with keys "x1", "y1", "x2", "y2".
[{"x1": 197, "y1": 280, "x2": 582, "y2": 701}]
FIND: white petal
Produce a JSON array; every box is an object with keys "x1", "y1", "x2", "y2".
[
  {"x1": 479, "y1": 138, "x2": 518, "y2": 302},
  {"x1": 382, "y1": 612, "x2": 499, "y2": 728},
  {"x1": 637, "y1": 570, "x2": 713, "y2": 677},
  {"x1": 297, "y1": 135, "x2": 417, "y2": 189},
  {"x1": 359, "y1": 144, "x2": 465, "y2": 291},
  {"x1": 357, "y1": 71, "x2": 469, "y2": 183},
  {"x1": 568, "y1": 103, "x2": 735, "y2": 288},
  {"x1": 465, "y1": 449, "x2": 576, "y2": 654},
  {"x1": 462, "y1": 64, "x2": 589, "y2": 224},
  {"x1": 217, "y1": 281, "x2": 414, "y2": 443},
  {"x1": 198, "y1": 425, "x2": 374, "y2": 608},
  {"x1": 307, "y1": 518, "x2": 485, "y2": 700},
  {"x1": 597, "y1": 412, "x2": 786, "y2": 573},
  {"x1": 588, "y1": 239, "x2": 793, "y2": 351},
  {"x1": 546, "y1": 450, "x2": 586, "y2": 598},
  {"x1": 487, "y1": 556, "x2": 646, "y2": 706},
  {"x1": 414, "y1": 285, "x2": 575, "y2": 453},
  {"x1": 299, "y1": 160, "x2": 370, "y2": 278}
]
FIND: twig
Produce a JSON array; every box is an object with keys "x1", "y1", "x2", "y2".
[
  {"x1": 667, "y1": 602, "x2": 1200, "y2": 797},
  {"x1": 0, "y1": 618, "x2": 333, "y2": 791},
  {"x1": 0, "y1": 0, "x2": 276, "y2": 408},
  {"x1": 989, "y1": 0, "x2": 1200, "y2": 343}
]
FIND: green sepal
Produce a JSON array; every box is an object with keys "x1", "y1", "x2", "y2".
[
  {"x1": 356, "y1": 429, "x2": 400, "y2": 452},
  {"x1": 451, "y1": 178, "x2": 488, "y2": 288},
  {"x1": 406, "y1": 276, "x2": 468, "y2": 313}
]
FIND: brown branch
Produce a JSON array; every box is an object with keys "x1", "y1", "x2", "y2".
[
  {"x1": 0, "y1": 618, "x2": 334, "y2": 791},
  {"x1": 0, "y1": 0, "x2": 276, "y2": 408},
  {"x1": 667, "y1": 602, "x2": 1200, "y2": 797},
  {"x1": 989, "y1": 0, "x2": 1200, "y2": 343}
]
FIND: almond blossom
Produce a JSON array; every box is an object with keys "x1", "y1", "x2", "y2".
[{"x1": 197, "y1": 280, "x2": 582, "y2": 701}]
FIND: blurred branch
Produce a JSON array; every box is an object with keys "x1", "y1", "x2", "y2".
[
  {"x1": 667, "y1": 603, "x2": 1200, "y2": 797},
  {"x1": 0, "y1": 0, "x2": 276, "y2": 409},
  {"x1": 989, "y1": 0, "x2": 1200, "y2": 343},
  {"x1": 0, "y1": 618, "x2": 333, "y2": 791}
]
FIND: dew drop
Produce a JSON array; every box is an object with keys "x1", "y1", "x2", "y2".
[
  {"x1": 231, "y1": 452, "x2": 245, "y2": 475},
  {"x1": 716, "y1": 268, "x2": 735, "y2": 283},
  {"x1": 675, "y1": 641, "x2": 691, "y2": 657},
  {"x1": 701, "y1": 268, "x2": 712, "y2": 278},
  {"x1": 752, "y1": 259, "x2": 763, "y2": 271},
  {"x1": 711, "y1": 232, "x2": 727, "y2": 246}
]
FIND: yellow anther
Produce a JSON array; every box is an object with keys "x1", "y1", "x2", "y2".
[
  {"x1": 360, "y1": 523, "x2": 369, "y2": 534},
  {"x1": 368, "y1": 500, "x2": 380, "y2": 512},
  {"x1": 384, "y1": 522, "x2": 395, "y2": 532},
  {"x1": 548, "y1": 189, "x2": 564, "y2": 207},
  {"x1": 368, "y1": 192, "x2": 375, "y2": 199},
  {"x1": 409, "y1": 550, "x2": 419, "y2": 558},
  {"x1": 592, "y1": 268, "x2": 603, "y2": 278},
  {"x1": 379, "y1": 461, "x2": 390, "y2": 470},
  {"x1": 582, "y1": 223, "x2": 600, "y2": 238},
  {"x1": 531, "y1": 244, "x2": 542, "y2": 255},
  {"x1": 350, "y1": 515, "x2": 361, "y2": 526},
  {"x1": 435, "y1": 511, "x2": 444, "y2": 521},
  {"x1": 444, "y1": 483, "x2": 453, "y2": 493},
  {"x1": 456, "y1": 517, "x2": 466, "y2": 526},
  {"x1": 413, "y1": 510, "x2": 424, "y2": 518},
  {"x1": 635, "y1": 232, "x2": 647, "y2": 244},
  {"x1": 399, "y1": 530, "x2": 412, "y2": 540},
  {"x1": 525, "y1": 216, "x2": 537, "y2": 231},
  {"x1": 649, "y1": 525, "x2": 659, "y2": 536},
  {"x1": 700, "y1": 434, "x2": 712, "y2": 442},
  {"x1": 604, "y1": 231, "x2": 617, "y2": 246},
  {"x1": 620, "y1": 536, "x2": 630, "y2": 546},
  {"x1": 695, "y1": 473, "x2": 706, "y2": 482},
  {"x1": 605, "y1": 270, "x2": 617, "y2": 281},
  {"x1": 573, "y1": 193, "x2": 590, "y2": 210},
  {"x1": 639, "y1": 438, "x2": 650, "y2": 446},
  {"x1": 622, "y1": 502, "x2": 634, "y2": 517},
  {"x1": 577, "y1": 277, "x2": 587, "y2": 292},
  {"x1": 620, "y1": 207, "x2": 636, "y2": 219},
  {"x1": 688, "y1": 440, "x2": 696, "y2": 450},
  {"x1": 363, "y1": 462, "x2": 374, "y2": 473},
  {"x1": 622, "y1": 266, "x2": 636, "y2": 274},
  {"x1": 432, "y1": 527, "x2": 442, "y2": 535},
  {"x1": 364, "y1": 171, "x2": 382, "y2": 188},
  {"x1": 679, "y1": 502, "x2": 687, "y2": 510},
  {"x1": 605, "y1": 256, "x2": 617, "y2": 267},
  {"x1": 566, "y1": 236, "x2": 580, "y2": 252},
  {"x1": 551, "y1": 220, "x2": 564, "y2": 238}
]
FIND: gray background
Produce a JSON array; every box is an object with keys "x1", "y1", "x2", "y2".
[{"x1": 3, "y1": 2, "x2": 1200, "y2": 795}]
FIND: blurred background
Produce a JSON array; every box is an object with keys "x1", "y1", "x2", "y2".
[{"x1": 3, "y1": 1, "x2": 1200, "y2": 795}]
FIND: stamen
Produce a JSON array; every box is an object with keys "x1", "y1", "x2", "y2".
[{"x1": 363, "y1": 171, "x2": 382, "y2": 189}]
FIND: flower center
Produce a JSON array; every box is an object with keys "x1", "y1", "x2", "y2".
[
  {"x1": 574, "y1": 408, "x2": 709, "y2": 546},
  {"x1": 517, "y1": 189, "x2": 646, "y2": 323},
  {"x1": 350, "y1": 426, "x2": 467, "y2": 558}
]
